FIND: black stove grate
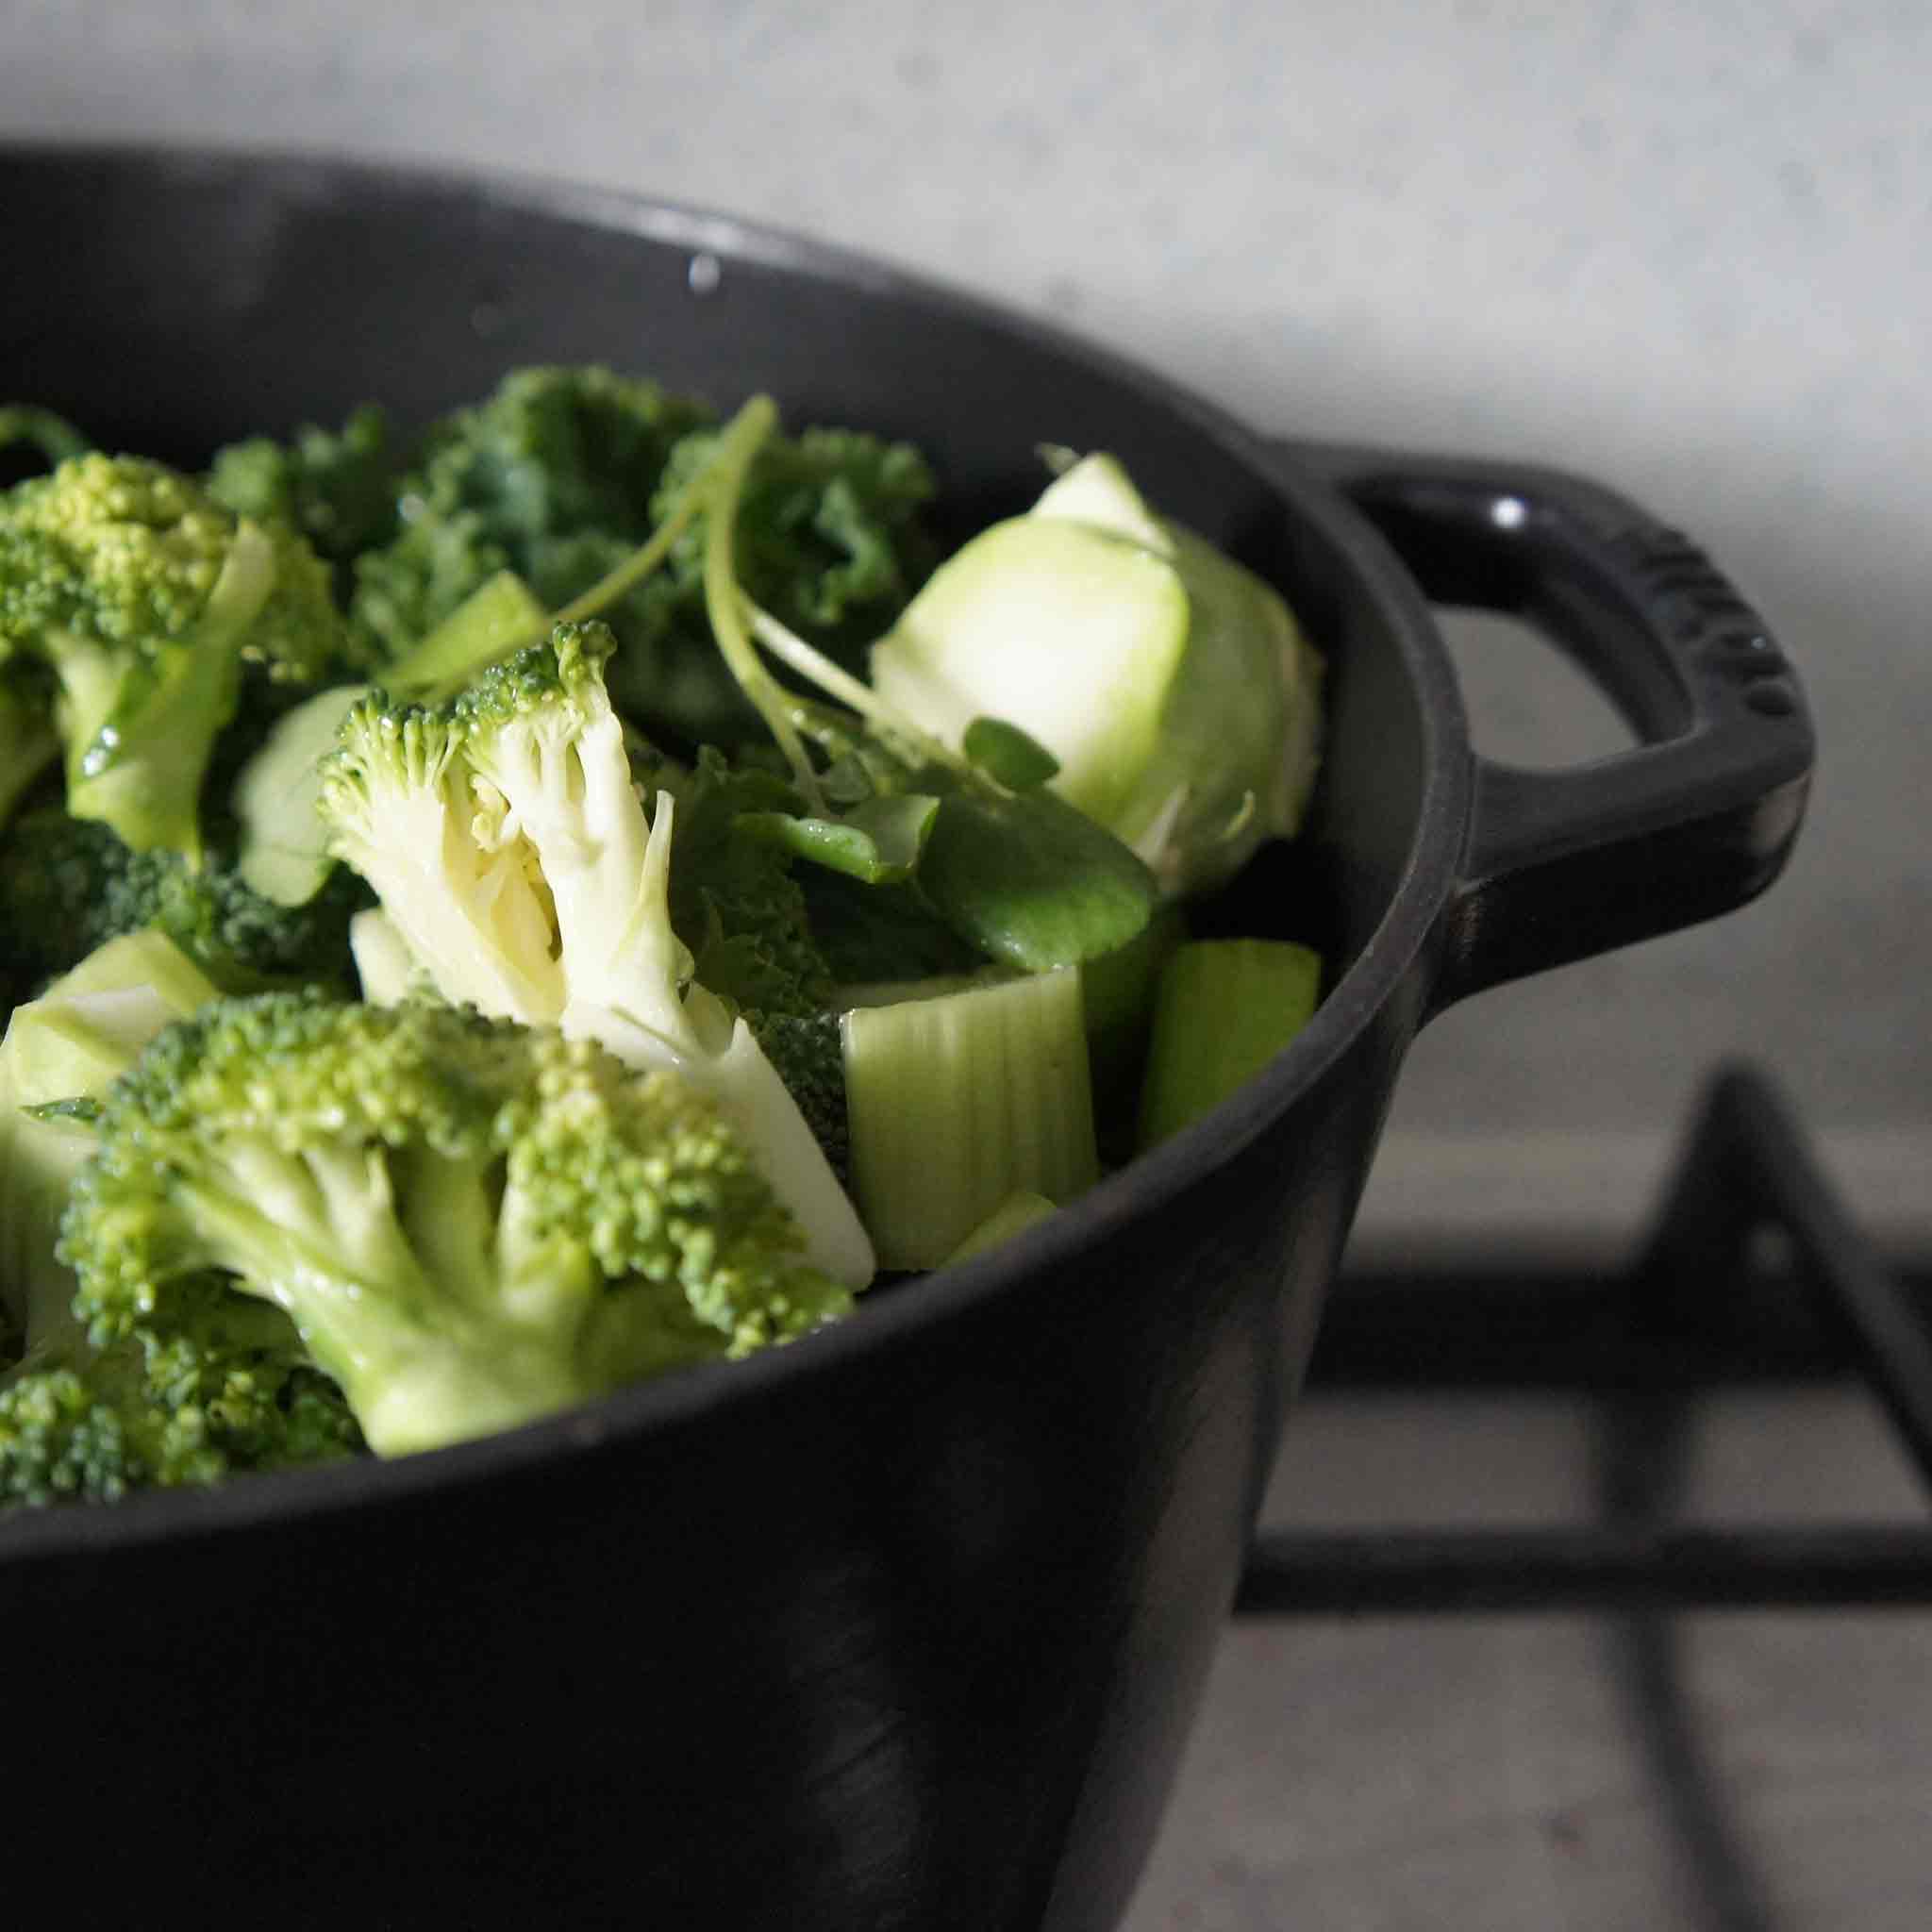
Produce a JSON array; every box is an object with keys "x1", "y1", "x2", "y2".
[{"x1": 1236, "y1": 1063, "x2": 1932, "y2": 1615}]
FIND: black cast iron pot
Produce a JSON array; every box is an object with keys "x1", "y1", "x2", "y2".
[{"x1": 0, "y1": 148, "x2": 1811, "y2": 1928}]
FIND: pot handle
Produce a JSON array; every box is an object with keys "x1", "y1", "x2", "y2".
[{"x1": 1280, "y1": 441, "x2": 1814, "y2": 1009}]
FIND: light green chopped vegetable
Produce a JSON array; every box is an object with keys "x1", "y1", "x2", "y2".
[
  {"x1": 943, "y1": 1191, "x2": 1059, "y2": 1264},
  {"x1": 1137, "y1": 939, "x2": 1322, "y2": 1149},
  {"x1": 871, "y1": 451, "x2": 1323, "y2": 897},
  {"x1": 842, "y1": 964, "x2": 1097, "y2": 1269}
]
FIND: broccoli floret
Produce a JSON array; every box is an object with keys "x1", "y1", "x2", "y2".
[
  {"x1": 207, "y1": 403, "x2": 401, "y2": 569},
  {"x1": 317, "y1": 622, "x2": 874, "y2": 1289},
  {"x1": 0, "y1": 453, "x2": 356, "y2": 862},
  {"x1": 2, "y1": 1279, "x2": 364, "y2": 1509},
  {"x1": 60, "y1": 993, "x2": 854, "y2": 1457},
  {"x1": 0, "y1": 806, "x2": 368, "y2": 1001},
  {"x1": 754, "y1": 1008, "x2": 849, "y2": 1185},
  {"x1": 0, "y1": 929, "x2": 363, "y2": 1509}
]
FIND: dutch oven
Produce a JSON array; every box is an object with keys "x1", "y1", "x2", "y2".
[{"x1": 0, "y1": 147, "x2": 1812, "y2": 1929}]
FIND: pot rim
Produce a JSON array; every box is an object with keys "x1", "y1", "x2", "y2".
[{"x1": 0, "y1": 142, "x2": 1474, "y2": 1563}]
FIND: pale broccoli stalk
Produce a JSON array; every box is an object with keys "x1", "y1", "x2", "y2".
[
  {"x1": 869, "y1": 450, "x2": 1324, "y2": 897},
  {"x1": 60, "y1": 994, "x2": 854, "y2": 1457},
  {"x1": 0, "y1": 453, "x2": 350, "y2": 865},
  {"x1": 318, "y1": 625, "x2": 875, "y2": 1290}
]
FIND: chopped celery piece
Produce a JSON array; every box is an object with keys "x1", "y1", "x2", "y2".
[
  {"x1": 1136, "y1": 940, "x2": 1322, "y2": 1149},
  {"x1": 943, "y1": 1191, "x2": 1058, "y2": 1264},
  {"x1": 837, "y1": 967, "x2": 1016, "y2": 1010},
  {"x1": 842, "y1": 964, "x2": 1098, "y2": 1270}
]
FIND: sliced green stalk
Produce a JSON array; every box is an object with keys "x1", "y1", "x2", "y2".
[
  {"x1": 838, "y1": 967, "x2": 1016, "y2": 1009},
  {"x1": 695, "y1": 397, "x2": 827, "y2": 809},
  {"x1": 386, "y1": 569, "x2": 551, "y2": 703},
  {"x1": 1080, "y1": 899, "x2": 1186, "y2": 1161},
  {"x1": 842, "y1": 964, "x2": 1097, "y2": 1270},
  {"x1": 1136, "y1": 939, "x2": 1322, "y2": 1150},
  {"x1": 942, "y1": 1191, "x2": 1058, "y2": 1264}
]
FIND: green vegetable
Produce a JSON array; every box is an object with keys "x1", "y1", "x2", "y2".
[
  {"x1": 0, "y1": 683, "x2": 58, "y2": 831},
  {"x1": 0, "y1": 453, "x2": 356, "y2": 864},
  {"x1": 942, "y1": 1191, "x2": 1058, "y2": 1264},
  {"x1": 0, "y1": 363, "x2": 1336, "y2": 1513},
  {"x1": 842, "y1": 965, "x2": 1098, "y2": 1270},
  {"x1": 870, "y1": 451, "x2": 1323, "y2": 896},
  {"x1": 232, "y1": 570, "x2": 556, "y2": 908},
  {"x1": 0, "y1": 406, "x2": 92, "y2": 470},
  {"x1": 648, "y1": 746, "x2": 851, "y2": 1173},
  {"x1": 0, "y1": 933, "x2": 361, "y2": 1508},
  {"x1": 802, "y1": 870, "x2": 986, "y2": 989},
  {"x1": 346, "y1": 907, "x2": 430, "y2": 1006},
  {"x1": 60, "y1": 992, "x2": 854, "y2": 1457},
  {"x1": 617, "y1": 418, "x2": 938, "y2": 744},
  {"x1": 1136, "y1": 939, "x2": 1323, "y2": 1148},
  {"x1": 341, "y1": 365, "x2": 934, "y2": 749},
  {"x1": 1, "y1": 1280, "x2": 364, "y2": 1508},
  {"x1": 316, "y1": 621, "x2": 874, "y2": 1287},
  {"x1": 0, "y1": 806, "x2": 367, "y2": 1000},
  {"x1": 1080, "y1": 900, "x2": 1188, "y2": 1160},
  {"x1": 1, "y1": 934, "x2": 223, "y2": 1346},
  {"x1": 207, "y1": 403, "x2": 400, "y2": 568}
]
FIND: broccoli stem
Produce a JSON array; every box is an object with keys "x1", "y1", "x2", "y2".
[
  {"x1": 62, "y1": 521, "x2": 278, "y2": 869},
  {"x1": 171, "y1": 1143, "x2": 599, "y2": 1457},
  {"x1": 0, "y1": 406, "x2": 91, "y2": 469}
]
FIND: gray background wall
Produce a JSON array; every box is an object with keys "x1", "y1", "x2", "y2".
[{"x1": 3, "y1": 0, "x2": 1924, "y2": 1254}]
